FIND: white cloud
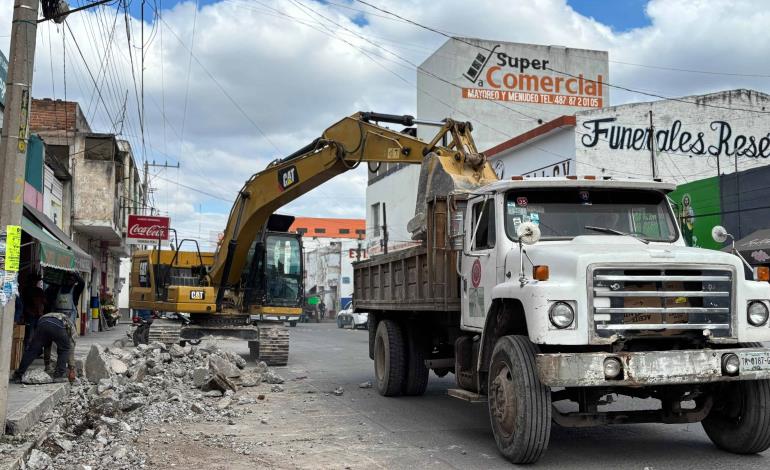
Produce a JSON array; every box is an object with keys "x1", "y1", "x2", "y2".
[{"x1": 1, "y1": 0, "x2": 769, "y2": 250}]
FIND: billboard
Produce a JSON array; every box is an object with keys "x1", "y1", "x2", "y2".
[
  {"x1": 668, "y1": 176, "x2": 722, "y2": 250},
  {"x1": 127, "y1": 215, "x2": 170, "y2": 245},
  {"x1": 417, "y1": 37, "x2": 609, "y2": 151}
]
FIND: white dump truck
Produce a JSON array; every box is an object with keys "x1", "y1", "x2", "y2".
[{"x1": 354, "y1": 176, "x2": 770, "y2": 464}]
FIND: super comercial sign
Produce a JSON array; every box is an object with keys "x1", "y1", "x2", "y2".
[{"x1": 461, "y1": 44, "x2": 604, "y2": 108}]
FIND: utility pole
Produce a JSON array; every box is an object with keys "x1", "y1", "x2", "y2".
[
  {"x1": 382, "y1": 203, "x2": 388, "y2": 255},
  {"x1": 0, "y1": 0, "x2": 40, "y2": 434},
  {"x1": 143, "y1": 159, "x2": 180, "y2": 215},
  {"x1": 648, "y1": 110, "x2": 658, "y2": 179},
  {"x1": 143, "y1": 160, "x2": 149, "y2": 214}
]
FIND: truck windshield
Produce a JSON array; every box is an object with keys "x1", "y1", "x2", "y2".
[
  {"x1": 265, "y1": 235, "x2": 302, "y2": 306},
  {"x1": 504, "y1": 188, "x2": 678, "y2": 242}
]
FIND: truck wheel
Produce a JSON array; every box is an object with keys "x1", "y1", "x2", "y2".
[
  {"x1": 374, "y1": 319, "x2": 406, "y2": 396},
  {"x1": 702, "y1": 343, "x2": 770, "y2": 454},
  {"x1": 488, "y1": 335, "x2": 551, "y2": 464},
  {"x1": 402, "y1": 327, "x2": 429, "y2": 396}
]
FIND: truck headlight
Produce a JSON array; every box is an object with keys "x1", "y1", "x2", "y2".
[
  {"x1": 748, "y1": 301, "x2": 769, "y2": 326},
  {"x1": 549, "y1": 302, "x2": 574, "y2": 329},
  {"x1": 722, "y1": 353, "x2": 740, "y2": 376}
]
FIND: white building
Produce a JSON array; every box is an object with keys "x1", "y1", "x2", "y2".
[
  {"x1": 366, "y1": 37, "x2": 609, "y2": 252},
  {"x1": 488, "y1": 89, "x2": 770, "y2": 185}
]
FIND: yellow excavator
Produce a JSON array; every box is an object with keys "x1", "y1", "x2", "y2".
[{"x1": 128, "y1": 111, "x2": 497, "y2": 365}]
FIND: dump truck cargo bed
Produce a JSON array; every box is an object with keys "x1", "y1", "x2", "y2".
[{"x1": 353, "y1": 199, "x2": 460, "y2": 313}]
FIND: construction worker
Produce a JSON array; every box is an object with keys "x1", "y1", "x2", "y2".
[
  {"x1": 11, "y1": 310, "x2": 77, "y2": 383},
  {"x1": 46, "y1": 273, "x2": 85, "y2": 324}
]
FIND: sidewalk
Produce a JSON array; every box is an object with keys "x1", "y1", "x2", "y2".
[{"x1": 5, "y1": 324, "x2": 128, "y2": 436}]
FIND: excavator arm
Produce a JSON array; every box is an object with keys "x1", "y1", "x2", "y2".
[{"x1": 209, "y1": 112, "x2": 499, "y2": 306}]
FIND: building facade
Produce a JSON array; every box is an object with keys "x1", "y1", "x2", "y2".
[
  {"x1": 289, "y1": 217, "x2": 366, "y2": 316},
  {"x1": 366, "y1": 37, "x2": 609, "y2": 253},
  {"x1": 29, "y1": 98, "x2": 145, "y2": 315},
  {"x1": 488, "y1": 89, "x2": 770, "y2": 185}
]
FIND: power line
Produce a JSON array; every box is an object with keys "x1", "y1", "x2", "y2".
[
  {"x1": 63, "y1": 20, "x2": 120, "y2": 130},
  {"x1": 545, "y1": 66, "x2": 770, "y2": 115},
  {"x1": 352, "y1": 0, "x2": 770, "y2": 116},
  {"x1": 146, "y1": 1, "x2": 283, "y2": 155}
]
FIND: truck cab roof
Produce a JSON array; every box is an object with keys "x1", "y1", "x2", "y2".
[{"x1": 477, "y1": 177, "x2": 676, "y2": 194}]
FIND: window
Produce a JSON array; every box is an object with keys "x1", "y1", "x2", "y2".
[
  {"x1": 339, "y1": 228, "x2": 350, "y2": 234},
  {"x1": 355, "y1": 229, "x2": 366, "y2": 235},
  {"x1": 371, "y1": 202, "x2": 381, "y2": 236},
  {"x1": 503, "y1": 189, "x2": 678, "y2": 242},
  {"x1": 342, "y1": 276, "x2": 351, "y2": 284},
  {"x1": 314, "y1": 228, "x2": 326, "y2": 234},
  {"x1": 296, "y1": 227, "x2": 307, "y2": 235},
  {"x1": 471, "y1": 199, "x2": 496, "y2": 250},
  {"x1": 138, "y1": 260, "x2": 150, "y2": 287}
]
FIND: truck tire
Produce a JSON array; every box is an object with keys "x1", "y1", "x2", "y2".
[
  {"x1": 488, "y1": 335, "x2": 551, "y2": 464},
  {"x1": 374, "y1": 319, "x2": 406, "y2": 396},
  {"x1": 702, "y1": 343, "x2": 770, "y2": 454},
  {"x1": 402, "y1": 327, "x2": 429, "y2": 396}
]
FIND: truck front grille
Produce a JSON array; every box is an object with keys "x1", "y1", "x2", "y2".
[{"x1": 590, "y1": 266, "x2": 734, "y2": 340}]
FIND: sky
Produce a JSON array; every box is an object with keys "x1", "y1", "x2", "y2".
[{"x1": 1, "y1": 0, "x2": 770, "y2": 250}]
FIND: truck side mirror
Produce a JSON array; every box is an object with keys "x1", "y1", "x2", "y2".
[
  {"x1": 517, "y1": 222, "x2": 541, "y2": 245},
  {"x1": 711, "y1": 225, "x2": 731, "y2": 244}
]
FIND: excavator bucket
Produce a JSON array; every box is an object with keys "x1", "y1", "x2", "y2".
[{"x1": 408, "y1": 152, "x2": 499, "y2": 240}]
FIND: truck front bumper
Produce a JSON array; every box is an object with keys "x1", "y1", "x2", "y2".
[{"x1": 536, "y1": 348, "x2": 770, "y2": 387}]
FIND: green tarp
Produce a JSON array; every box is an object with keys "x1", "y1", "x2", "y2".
[{"x1": 21, "y1": 216, "x2": 77, "y2": 271}]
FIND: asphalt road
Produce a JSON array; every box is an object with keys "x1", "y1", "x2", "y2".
[{"x1": 273, "y1": 322, "x2": 769, "y2": 469}]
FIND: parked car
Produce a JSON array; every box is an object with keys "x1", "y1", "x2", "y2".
[{"x1": 336, "y1": 301, "x2": 368, "y2": 329}]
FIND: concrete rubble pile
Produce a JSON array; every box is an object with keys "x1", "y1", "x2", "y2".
[{"x1": 23, "y1": 340, "x2": 285, "y2": 470}]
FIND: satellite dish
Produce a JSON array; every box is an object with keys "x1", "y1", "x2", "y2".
[
  {"x1": 517, "y1": 222, "x2": 541, "y2": 245},
  {"x1": 711, "y1": 225, "x2": 730, "y2": 244}
]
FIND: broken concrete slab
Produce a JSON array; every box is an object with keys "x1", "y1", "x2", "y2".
[
  {"x1": 209, "y1": 355, "x2": 241, "y2": 378},
  {"x1": 85, "y1": 344, "x2": 112, "y2": 383},
  {"x1": 192, "y1": 368, "x2": 209, "y2": 388},
  {"x1": 21, "y1": 369, "x2": 53, "y2": 385},
  {"x1": 109, "y1": 358, "x2": 128, "y2": 375}
]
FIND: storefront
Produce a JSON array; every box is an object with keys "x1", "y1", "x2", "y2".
[{"x1": 20, "y1": 205, "x2": 92, "y2": 334}]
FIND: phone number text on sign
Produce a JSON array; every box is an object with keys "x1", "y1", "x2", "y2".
[{"x1": 462, "y1": 88, "x2": 602, "y2": 108}]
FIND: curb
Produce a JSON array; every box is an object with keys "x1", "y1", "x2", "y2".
[
  {"x1": 5, "y1": 383, "x2": 69, "y2": 435},
  {"x1": 1, "y1": 416, "x2": 62, "y2": 470}
]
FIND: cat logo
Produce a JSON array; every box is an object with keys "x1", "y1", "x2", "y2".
[
  {"x1": 278, "y1": 165, "x2": 299, "y2": 191},
  {"x1": 190, "y1": 290, "x2": 206, "y2": 300}
]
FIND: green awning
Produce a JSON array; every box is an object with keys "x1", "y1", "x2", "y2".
[{"x1": 21, "y1": 216, "x2": 77, "y2": 271}]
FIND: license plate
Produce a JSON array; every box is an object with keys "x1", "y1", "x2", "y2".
[
  {"x1": 190, "y1": 290, "x2": 205, "y2": 300},
  {"x1": 739, "y1": 351, "x2": 770, "y2": 371}
]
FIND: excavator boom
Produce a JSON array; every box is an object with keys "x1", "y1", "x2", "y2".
[
  {"x1": 129, "y1": 111, "x2": 497, "y2": 366},
  {"x1": 210, "y1": 112, "x2": 498, "y2": 294}
]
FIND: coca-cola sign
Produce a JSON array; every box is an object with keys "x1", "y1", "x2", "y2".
[{"x1": 127, "y1": 215, "x2": 170, "y2": 245}]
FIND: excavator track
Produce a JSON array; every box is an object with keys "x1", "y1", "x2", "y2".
[
  {"x1": 250, "y1": 322, "x2": 289, "y2": 366},
  {"x1": 147, "y1": 319, "x2": 182, "y2": 345}
]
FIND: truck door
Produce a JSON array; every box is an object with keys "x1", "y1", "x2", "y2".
[{"x1": 461, "y1": 195, "x2": 498, "y2": 330}]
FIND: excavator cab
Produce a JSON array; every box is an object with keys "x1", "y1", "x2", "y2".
[{"x1": 242, "y1": 214, "x2": 304, "y2": 321}]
